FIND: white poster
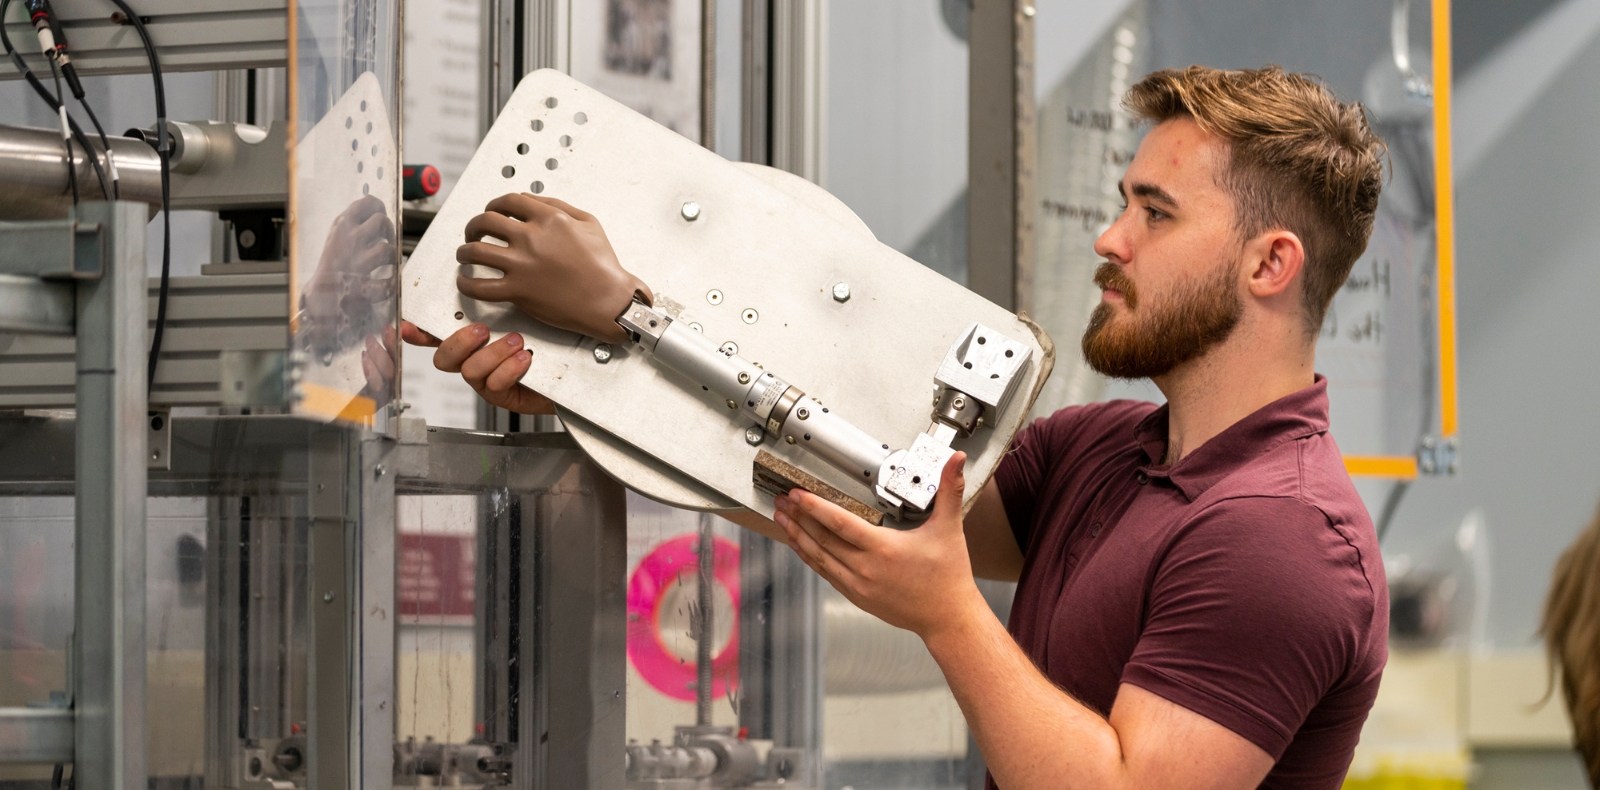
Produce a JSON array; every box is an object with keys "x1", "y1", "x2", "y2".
[{"x1": 572, "y1": 0, "x2": 702, "y2": 142}]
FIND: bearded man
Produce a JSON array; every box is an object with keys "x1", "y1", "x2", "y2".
[{"x1": 405, "y1": 65, "x2": 1389, "y2": 789}]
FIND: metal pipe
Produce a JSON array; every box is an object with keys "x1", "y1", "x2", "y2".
[
  {"x1": 0, "y1": 124, "x2": 162, "y2": 219},
  {"x1": 695, "y1": 513, "x2": 715, "y2": 727}
]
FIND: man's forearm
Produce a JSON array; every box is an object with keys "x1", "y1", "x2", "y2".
[{"x1": 924, "y1": 604, "x2": 1128, "y2": 790}]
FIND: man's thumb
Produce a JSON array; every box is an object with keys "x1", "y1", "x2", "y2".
[{"x1": 932, "y1": 451, "x2": 967, "y2": 524}]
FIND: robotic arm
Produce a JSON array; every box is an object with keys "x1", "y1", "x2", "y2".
[{"x1": 616, "y1": 298, "x2": 1032, "y2": 523}]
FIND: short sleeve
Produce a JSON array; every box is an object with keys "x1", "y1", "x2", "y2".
[{"x1": 1119, "y1": 496, "x2": 1379, "y2": 759}]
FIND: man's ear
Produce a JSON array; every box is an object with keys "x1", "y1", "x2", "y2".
[{"x1": 1245, "y1": 231, "x2": 1305, "y2": 300}]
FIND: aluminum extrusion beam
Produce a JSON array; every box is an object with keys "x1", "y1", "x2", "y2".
[
  {"x1": 72, "y1": 201, "x2": 148, "y2": 790},
  {"x1": 0, "y1": 273, "x2": 74, "y2": 334},
  {"x1": 0, "y1": 708, "x2": 73, "y2": 764}
]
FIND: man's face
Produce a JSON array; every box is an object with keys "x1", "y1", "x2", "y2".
[{"x1": 1083, "y1": 117, "x2": 1246, "y2": 380}]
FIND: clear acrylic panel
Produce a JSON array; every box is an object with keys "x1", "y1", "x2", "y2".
[
  {"x1": 1031, "y1": 0, "x2": 1436, "y2": 462},
  {"x1": 289, "y1": 0, "x2": 404, "y2": 425}
]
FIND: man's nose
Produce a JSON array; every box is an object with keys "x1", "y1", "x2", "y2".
[{"x1": 1093, "y1": 217, "x2": 1129, "y2": 263}]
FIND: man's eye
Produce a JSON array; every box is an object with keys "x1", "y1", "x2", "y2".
[{"x1": 1145, "y1": 206, "x2": 1166, "y2": 221}]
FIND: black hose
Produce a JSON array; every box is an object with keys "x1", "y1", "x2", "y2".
[
  {"x1": 103, "y1": 0, "x2": 170, "y2": 395},
  {"x1": 0, "y1": 0, "x2": 111, "y2": 199}
]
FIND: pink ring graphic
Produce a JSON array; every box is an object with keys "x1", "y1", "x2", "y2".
[{"x1": 627, "y1": 534, "x2": 741, "y2": 702}]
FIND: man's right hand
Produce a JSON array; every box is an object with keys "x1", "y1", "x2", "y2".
[{"x1": 400, "y1": 320, "x2": 555, "y2": 415}]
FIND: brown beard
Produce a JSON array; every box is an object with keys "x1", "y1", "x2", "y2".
[{"x1": 1081, "y1": 260, "x2": 1243, "y2": 379}]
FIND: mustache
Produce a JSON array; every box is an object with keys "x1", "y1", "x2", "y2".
[{"x1": 1093, "y1": 262, "x2": 1136, "y2": 307}]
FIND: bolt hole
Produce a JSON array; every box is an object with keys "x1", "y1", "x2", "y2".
[
  {"x1": 560, "y1": 134, "x2": 572, "y2": 146},
  {"x1": 912, "y1": 476, "x2": 922, "y2": 484},
  {"x1": 150, "y1": 414, "x2": 165, "y2": 430},
  {"x1": 748, "y1": 401, "x2": 754, "y2": 407},
  {"x1": 531, "y1": 119, "x2": 544, "y2": 131},
  {"x1": 546, "y1": 158, "x2": 559, "y2": 170},
  {"x1": 545, "y1": 97, "x2": 559, "y2": 108},
  {"x1": 517, "y1": 143, "x2": 529, "y2": 154},
  {"x1": 804, "y1": 433, "x2": 811, "y2": 440},
  {"x1": 357, "y1": 161, "x2": 363, "y2": 173},
  {"x1": 350, "y1": 139, "x2": 358, "y2": 151},
  {"x1": 963, "y1": 362, "x2": 972, "y2": 369},
  {"x1": 366, "y1": 121, "x2": 373, "y2": 133},
  {"x1": 991, "y1": 373, "x2": 999, "y2": 379},
  {"x1": 502, "y1": 165, "x2": 515, "y2": 178},
  {"x1": 531, "y1": 180, "x2": 544, "y2": 193},
  {"x1": 1005, "y1": 349, "x2": 1014, "y2": 357},
  {"x1": 977, "y1": 336, "x2": 986, "y2": 344},
  {"x1": 344, "y1": 117, "x2": 352, "y2": 129},
  {"x1": 454, "y1": 311, "x2": 465, "y2": 320},
  {"x1": 574, "y1": 111, "x2": 588, "y2": 124}
]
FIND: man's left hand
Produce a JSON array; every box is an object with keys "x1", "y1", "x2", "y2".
[{"x1": 774, "y1": 452, "x2": 989, "y2": 639}]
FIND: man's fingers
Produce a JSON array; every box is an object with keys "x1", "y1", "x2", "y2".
[
  {"x1": 460, "y1": 332, "x2": 525, "y2": 388},
  {"x1": 433, "y1": 324, "x2": 490, "y2": 373},
  {"x1": 931, "y1": 451, "x2": 969, "y2": 525},
  {"x1": 785, "y1": 491, "x2": 881, "y2": 552},
  {"x1": 483, "y1": 347, "x2": 533, "y2": 394},
  {"x1": 777, "y1": 510, "x2": 857, "y2": 587},
  {"x1": 365, "y1": 334, "x2": 396, "y2": 381},
  {"x1": 456, "y1": 271, "x2": 516, "y2": 304},
  {"x1": 463, "y1": 212, "x2": 525, "y2": 245},
  {"x1": 484, "y1": 192, "x2": 563, "y2": 223},
  {"x1": 401, "y1": 320, "x2": 442, "y2": 348}
]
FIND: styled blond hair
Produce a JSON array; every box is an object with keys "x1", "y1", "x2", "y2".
[
  {"x1": 1543, "y1": 502, "x2": 1600, "y2": 787},
  {"x1": 1123, "y1": 66, "x2": 1386, "y2": 335}
]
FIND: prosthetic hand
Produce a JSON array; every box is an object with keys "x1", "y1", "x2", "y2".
[{"x1": 454, "y1": 192, "x2": 653, "y2": 344}]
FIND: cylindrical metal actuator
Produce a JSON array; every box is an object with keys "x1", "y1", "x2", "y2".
[
  {"x1": 646, "y1": 316, "x2": 892, "y2": 485},
  {"x1": 0, "y1": 124, "x2": 162, "y2": 219}
]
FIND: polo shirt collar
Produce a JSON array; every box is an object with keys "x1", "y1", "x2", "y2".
[{"x1": 1133, "y1": 375, "x2": 1331, "y2": 500}]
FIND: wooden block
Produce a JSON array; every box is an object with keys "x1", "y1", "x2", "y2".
[{"x1": 753, "y1": 449, "x2": 884, "y2": 526}]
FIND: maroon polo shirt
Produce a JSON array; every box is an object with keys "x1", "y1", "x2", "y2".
[{"x1": 992, "y1": 377, "x2": 1387, "y2": 789}]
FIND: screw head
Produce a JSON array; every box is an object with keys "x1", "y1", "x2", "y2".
[
  {"x1": 742, "y1": 308, "x2": 759, "y2": 324},
  {"x1": 832, "y1": 282, "x2": 851, "y2": 302},
  {"x1": 323, "y1": 591, "x2": 335, "y2": 603},
  {"x1": 786, "y1": 435, "x2": 797, "y2": 445},
  {"x1": 681, "y1": 201, "x2": 701, "y2": 221},
  {"x1": 738, "y1": 372, "x2": 751, "y2": 384},
  {"x1": 744, "y1": 426, "x2": 765, "y2": 446},
  {"x1": 952, "y1": 396, "x2": 966, "y2": 410},
  {"x1": 593, "y1": 343, "x2": 613, "y2": 363},
  {"x1": 689, "y1": 322, "x2": 704, "y2": 333},
  {"x1": 707, "y1": 289, "x2": 724, "y2": 305},
  {"x1": 1022, "y1": 5, "x2": 1035, "y2": 18},
  {"x1": 720, "y1": 341, "x2": 738, "y2": 355},
  {"x1": 797, "y1": 407, "x2": 810, "y2": 420},
  {"x1": 726, "y1": 399, "x2": 738, "y2": 410}
]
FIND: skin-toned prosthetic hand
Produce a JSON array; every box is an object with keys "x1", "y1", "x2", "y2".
[{"x1": 454, "y1": 193, "x2": 654, "y2": 344}]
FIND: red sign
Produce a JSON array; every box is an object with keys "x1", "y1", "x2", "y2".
[{"x1": 398, "y1": 533, "x2": 476, "y2": 619}]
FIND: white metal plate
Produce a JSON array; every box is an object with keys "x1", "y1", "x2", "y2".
[{"x1": 402, "y1": 69, "x2": 1051, "y2": 525}]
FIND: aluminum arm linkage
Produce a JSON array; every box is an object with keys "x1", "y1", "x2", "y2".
[{"x1": 617, "y1": 299, "x2": 1032, "y2": 522}]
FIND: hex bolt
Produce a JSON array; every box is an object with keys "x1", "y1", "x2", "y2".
[
  {"x1": 593, "y1": 343, "x2": 613, "y2": 363},
  {"x1": 744, "y1": 426, "x2": 764, "y2": 446},
  {"x1": 832, "y1": 282, "x2": 852, "y2": 302},
  {"x1": 681, "y1": 201, "x2": 701, "y2": 221}
]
